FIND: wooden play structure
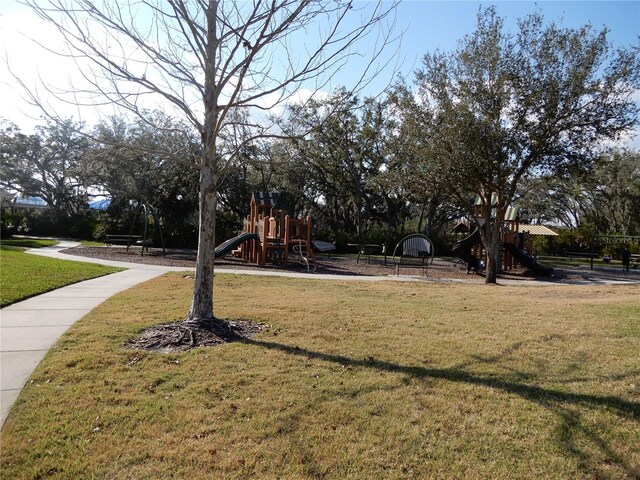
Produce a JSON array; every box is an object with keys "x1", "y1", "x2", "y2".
[
  {"x1": 468, "y1": 204, "x2": 524, "y2": 272},
  {"x1": 234, "y1": 192, "x2": 316, "y2": 271},
  {"x1": 454, "y1": 197, "x2": 557, "y2": 274}
]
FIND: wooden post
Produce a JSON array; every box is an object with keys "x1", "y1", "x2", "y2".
[
  {"x1": 305, "y1": 216, "x2": 312, "y2": 257},
  {"x1": 261, "y1": 217, "x2": 268, "y2": 266},
  {"x1": 269, "y1": 217, "x2": 276, "y2": 239},
  {"x1": 504, "y1": 227, "x2": 512, "y2": 271},
  {"x1": 283, "y1": 215, "x2": 290, "y2": 264}
]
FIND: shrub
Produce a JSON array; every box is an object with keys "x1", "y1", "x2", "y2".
[
  {"x1": 0, "y1": 208, "x2": 98, "y2": 240},
  {"x1": 92, "y1": 222, "x2": 109, "y2": 242}
]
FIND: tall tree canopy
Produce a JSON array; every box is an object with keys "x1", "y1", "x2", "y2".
[
  {"x1": 85, "y1": 112, "x2": 201, "y2": 245},
  {"x1": 283, "y1": 90, "x2": 391, "y2": 238},
  {"x1": 0, "y1": 118, "x2": 89, "y2": 214},
  {"x1": 395, "y1": 7, "x2": 640, "y2": 282},
  {"x1": 517, "y1": 150, "x2": 640, "y2": 236}
]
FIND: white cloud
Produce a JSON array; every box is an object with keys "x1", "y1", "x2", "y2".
[{"x1": 288, "y1": 88, "x2": 330, "y2": 106}]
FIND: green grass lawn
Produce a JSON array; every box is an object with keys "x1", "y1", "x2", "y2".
[
  {"x1": 536, "y1": 254, "x2": 620, "y2": 269},
  {"x1": 80, "y1": 240, "x2": 107, "y2": 247},
  {"x1": 1, "y1": 274, "x2": 638, "y2": 479},
  {"x1": 0, "y1": 237, "x2": 59, "y2": 250},
  {"x1": 0, "y1": 246, "x2": 124, "y2": 307}
]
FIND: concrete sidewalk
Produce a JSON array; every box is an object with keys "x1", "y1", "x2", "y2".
[{"x1": 0, "y1": 241, "x2": 186, "y2": 429}]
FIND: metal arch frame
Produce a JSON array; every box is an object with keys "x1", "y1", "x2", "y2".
[{"x1": 127, "y1": 203, "x2": 166, "y2": 256}]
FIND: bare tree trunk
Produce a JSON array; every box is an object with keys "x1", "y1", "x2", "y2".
[
  {"x1": 417, "y1": 203, "x2": 425, "y2": 233},
  {"x1": 425, "y1": 195, "x2": 438, "y2": 237},
  {"x1": 187, "y1": 152, "x2": 218, "y2": 324},
  {"x1": 186, "y1": 0, "x2": 218, "y2": 325},
  {"x1": 482, "y1": 205, "x2": 505, "y2": 284},
  {"x1": 484, "y1": 227, "x2": 499, "y2": 284}
]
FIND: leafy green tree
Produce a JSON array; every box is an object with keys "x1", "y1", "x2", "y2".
[
  {"x1": 282, "y1": 91, "x2": 397, "y2": 241},
  {"x1": 580, "y1": 150, "x2": 640, "y2": 236},
  {"x1": 385, "y1": 91, "x2": 464, "y2": 240},
  {"x1": 517, "y1": 150, "x2": 640, "y2": 237},
  {"x1": 516, "y1": 173, "x2": 586, "y2": 228},
  {"x1": 0, "y1": 118, "x2": 89, "y2": 214},
  {"x1": 396, "y1": 7, "x2": 639, "y2": 282}
]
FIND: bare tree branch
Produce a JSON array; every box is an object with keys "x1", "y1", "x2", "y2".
[{"x1": 15, "y1": 0, "x2": 401, "y2": 325}]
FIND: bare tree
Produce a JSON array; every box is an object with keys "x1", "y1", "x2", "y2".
[{"x1": 20, "y1": 0, "x2": 398, "y2": 336}]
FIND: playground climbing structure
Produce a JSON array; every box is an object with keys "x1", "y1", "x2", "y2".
[
  {"x1": 452, "y1": 198, "x2": 556, "y2": 275},
  {"x1": 232, "y1": 192, "x2": 316, "y2": 271}
]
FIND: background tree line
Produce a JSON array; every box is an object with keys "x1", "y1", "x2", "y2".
[{"x1": 2, "y1": 104, "x2": 638, "y2": 253}]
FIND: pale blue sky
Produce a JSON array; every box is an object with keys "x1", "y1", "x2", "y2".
[
  {"x1": 1, "y1": 0, "x2": 638, "y2": 146},
  {"x1": 329, "y1": 1, "x2": 640, "y2": 96},
  {"x1": 399, "y1": 1, "x2": 639, "y2": 51}
]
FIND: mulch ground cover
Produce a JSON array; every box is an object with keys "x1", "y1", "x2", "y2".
[{"x1": 63, "y1": 245, "x2": 639, "y2": 285}]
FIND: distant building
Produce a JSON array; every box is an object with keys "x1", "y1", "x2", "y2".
[
  {"x1": 0, "y1": 190, "x2": 49, "y2": 211},
  {"x1": 89, "y1": 198, "x2": 111, "y2": 210}
]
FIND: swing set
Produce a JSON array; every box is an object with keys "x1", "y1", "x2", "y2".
[{"x1": 105, "y1": 203, "x2": 165, "y2": 256}]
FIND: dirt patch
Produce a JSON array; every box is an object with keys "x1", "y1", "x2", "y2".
[
  {"x1": 63, "y1": 246, "x2": 639, "y2": 286},
  {"x1": 64, "y1": 246, "x2": 501, "y2": 282}
]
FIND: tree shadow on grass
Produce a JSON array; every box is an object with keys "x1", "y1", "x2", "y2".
[{"x1": 242, "y1": 337, "x2": 640, "y2": 478}]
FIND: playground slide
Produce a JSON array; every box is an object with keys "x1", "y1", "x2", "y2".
[
  {"x1": 504, "y1": 243, "x2": 554, "y2": 276},
  {"x1": 214, "y1": 232, "x2": 259, "y2": 258},
  {"x1": 452, "y1": 228, "x2": 485, "y2": 271}
]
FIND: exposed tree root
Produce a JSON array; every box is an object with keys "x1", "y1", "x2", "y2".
[{"x1": 126, "y1": 318, "x2": 265, "y2": 353}]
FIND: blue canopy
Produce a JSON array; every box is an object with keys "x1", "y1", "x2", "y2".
[{"x1": 89, "y1": 198, "x2": 111, "y2": 210}]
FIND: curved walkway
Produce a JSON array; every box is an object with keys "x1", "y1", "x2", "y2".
[
  {"x1": 2, "y1": 243, "x2": 639, "y2": 428},
  {"x1": 1, "y1": 241, "x2": 188, "y2": 428}
]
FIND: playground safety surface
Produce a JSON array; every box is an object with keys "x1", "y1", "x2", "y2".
[{"x1": 64, "y1": 246, "x2": 640, "y2": 285}]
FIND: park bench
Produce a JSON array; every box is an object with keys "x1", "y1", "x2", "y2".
[
  {"x1": 629, "y1": 254, "x2": 640, "y2": 268},
  {"x1": 105, "y1": 234, "x2": 142, "y2": 246},
  {"x1": 567, "y1": 251, "x2": 596, "y2": 261},
  {"x1": 312, "y1": 240, "x2": 336, "y2": 259},
  {"x1": 348, "y1": 243, "x2": 386, "y2": 264},
  {"x1": 391, "y1": 234, "x2": 433, "y2": 276}
]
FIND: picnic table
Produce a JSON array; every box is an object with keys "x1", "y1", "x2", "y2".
[
  {"x1": 348, "y1": 243, "x2": 386, "y2": 264},
  {"x1": 567, "y1": 251, "x2": 596, "y2": 261}
]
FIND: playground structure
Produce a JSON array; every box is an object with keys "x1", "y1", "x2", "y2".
[
  {"x1": 452, "y1": 199, "x2": 555, "y2": 275},
  {"x1": 226, "y1": 192, "x2": 316, "y2": 271}
]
